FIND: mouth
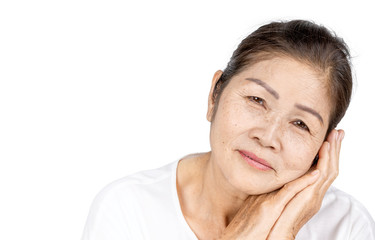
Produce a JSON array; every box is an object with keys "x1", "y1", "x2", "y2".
[{"x1": 238, "y1": 150, "x2": 273, "y2": 171}]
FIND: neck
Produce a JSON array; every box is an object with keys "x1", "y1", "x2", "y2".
[{"x1": 177, "y1": 152, "x2": 248, "y2": 231}]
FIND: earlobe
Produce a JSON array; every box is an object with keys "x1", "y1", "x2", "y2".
[{"x1": 207, "y1": 70, "x2": 223, "y2": 122}]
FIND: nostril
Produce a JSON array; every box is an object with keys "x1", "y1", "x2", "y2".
[{"x1": 252, "y1": 134, "x2": 278, "y2": 150}]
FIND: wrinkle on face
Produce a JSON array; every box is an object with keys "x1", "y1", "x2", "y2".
[{"x1": 208, "y1": 56, "x2": 332, "y2": 195}]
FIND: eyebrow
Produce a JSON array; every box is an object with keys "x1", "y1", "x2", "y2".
[
  {"x1": 245, "y1": 77, "x2": 323, "y2": 124},
  {"x1": 245, "y1": 78, "x2": 280, "y2": 99},
  {"x1": 295, "y1": 104, "x2": 324, "y2": 124}
]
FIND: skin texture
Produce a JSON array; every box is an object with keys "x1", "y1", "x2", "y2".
[
  {"x1": 208, "y1": 57, "x2": 331, "y2": 195},
  {"x1": 219, "y1": 130, "x2": 343, "y2": 240},
  {"x1": 176, "y1": 56, "x2": 344, "y2": 240}
]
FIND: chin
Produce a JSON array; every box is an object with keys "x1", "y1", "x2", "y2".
[
  {"x1": 233, "y1": 178, "x2": 283, "y2": 196},
  {"x1": 248, "y1": 185, "x2": 282, "y2": 195}
]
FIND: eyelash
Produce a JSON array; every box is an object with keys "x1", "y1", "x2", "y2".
[
  {"x1": 248, "y1": 96, "x2": 265, "y2": 106},
  {"x1": 248, "y1": 96, "x2": 310, "y2": 132},
  {"x1": 293, "y1": 120, "x2": 310, "y2": 132}
]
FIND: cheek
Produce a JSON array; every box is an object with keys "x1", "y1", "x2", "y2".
[
  {"x1": 282, "y1": 133, "x2": 319, "y2": 171},
  {"x1": 211, "y1": 99, "x2": 248, "y2": 142}
]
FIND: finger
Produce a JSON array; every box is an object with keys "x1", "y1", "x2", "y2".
[
  {"x1": 316, "y1": 140, "x2": 331, "y2": 172},
  {"x1": 270, "y1": 187, "x2": 320, "y2": 234},
  {"x1": 336, "y1": 129, "x2": 345, "y2": 158},
  {"x1": 314, "y1": 140, "x2": 332, "y2": 193},
  {"x1": 274, "y1": 169, "x2": 320, "y2": 209},
  {"x1": 247, "y1": 170, "x2": 321, "y2": 235},
  {"x1": 329, "y1": 130, "x2": 339, "y2": 175},
  {"x1": 331, "y1": 129, "x2": 344, "y2": 174},
  {"x1": 323, "y1": 129, "x2": 344, "y2": 190},
  {"x1": 328, "y1": 129, "x2": 344, "y2": 178},
  {"x1": 316, "y1": 130, "x2": 340, "y2": 194},
  {"x1": 267, "y1": 172, "x2": 322, "y2": 238},
  {"x1": 318, "y1": 129, "x2": 338, "y2": 172}
]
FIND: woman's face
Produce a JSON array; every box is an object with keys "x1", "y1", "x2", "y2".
[{"x1": 207, "y1": 56, "x2": 332, "y2": 195}]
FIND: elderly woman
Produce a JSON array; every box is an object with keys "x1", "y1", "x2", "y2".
[{"x1": 82, "y1": 20, "x2": 375, "y2": 239}]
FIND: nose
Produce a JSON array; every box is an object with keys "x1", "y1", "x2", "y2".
[{"x1": 250, "y1": 116, "x2": 282, "y2": 151}]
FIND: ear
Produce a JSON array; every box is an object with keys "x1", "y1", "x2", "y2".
[{"x1": 207, "y1": 70, "x2": 223, "y2": 122}]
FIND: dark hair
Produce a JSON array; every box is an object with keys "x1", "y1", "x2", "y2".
[{"x1": 212, "y1": 20, "x2": 352, "y2": 134}]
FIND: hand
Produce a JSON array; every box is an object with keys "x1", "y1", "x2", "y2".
[
  {"x1": 218, "y1": 129, "x2": 344, "y2": 240},
  {"x1": 266, "y1": 129, "x2": 344, "y2": 240},
  {"x1": 218, "y1": 170, "x2": 320, "y2": 240}
]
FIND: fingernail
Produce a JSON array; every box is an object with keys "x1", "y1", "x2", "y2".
[
  {"x1": 312, "y1": 170, "x2": 320, "y2": 176},
  {"x1": 340, "y1": 131, "x2": 345, "y2": 141},
  {"x1": 335, "y1": 130, "x2": 339, "y2": 140}
]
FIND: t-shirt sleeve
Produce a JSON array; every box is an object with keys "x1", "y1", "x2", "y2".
[
  {"x1": 351, "y1": 222, "x2": 375, "y2": 240},
  {"x1": 81, "y1": 184, "x2": 133, "y2": 240},
  {"x1": 349, "y1": 201, "x2": 375, "y2": 240}
]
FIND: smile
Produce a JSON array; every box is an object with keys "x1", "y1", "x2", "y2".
[{"x1": 238, "y1": 150, "x2": 273, "y2": 171}]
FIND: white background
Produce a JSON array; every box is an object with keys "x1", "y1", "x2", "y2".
[{"x1": 1, "y1": 0, "x2": 374, "y2": 239}]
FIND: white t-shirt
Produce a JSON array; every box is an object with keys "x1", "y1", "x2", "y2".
[{"x1": 82, "y1": 160, "x2": 375, "y2": 240}]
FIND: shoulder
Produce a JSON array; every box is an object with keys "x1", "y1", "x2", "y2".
[
  {"x1": 82, "y1": 160, "x2": 180, "y2": 240},
  {"x1": 322, "y1": 187, "x2": 374, "y2": 224},
  {"x1": 297, "y1": 186, "x2": 375, "y2": 239},
  {"x1": 95, "y1": 160, "x2": 178, "y2": 204}
]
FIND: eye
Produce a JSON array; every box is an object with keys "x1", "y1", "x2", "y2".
[
  {"x1": 293, "y1": 120, "x2": 310, "y2": 132},
  {"x1": 248, "y1": 96, "x2": 265, "y2": 106}
]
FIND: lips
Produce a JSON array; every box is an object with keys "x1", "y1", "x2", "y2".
[{"x1": 239, "y1": 150, "x2": 273, "y2": 171}]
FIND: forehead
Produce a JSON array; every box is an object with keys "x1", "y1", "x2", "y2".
[
  {"x1": 233, "y1": 56, "x2": 329, "y2": 93},
  {"x1": 244, "y1": 57, "x2": 326, "y2": 88}
]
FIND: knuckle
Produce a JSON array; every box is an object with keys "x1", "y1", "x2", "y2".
[
  {"x1": 334, "y1": 169, "x2": 339, "y2": 177},
  {"x1": 283, "y1": 182, "x2": 299, "y2": 194},
  {"x1": 312, "y1": 202, "x2": 323, "y2": 214},
  {"x1": 283, "y1": 183, "x2": 292, "y2": 193},
  {"x1": 328, "y1": 171, "x2": 339, "y2": 181},
  {"x1": 321, "y1": 171, "x2": 329, "y2": 179}
]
